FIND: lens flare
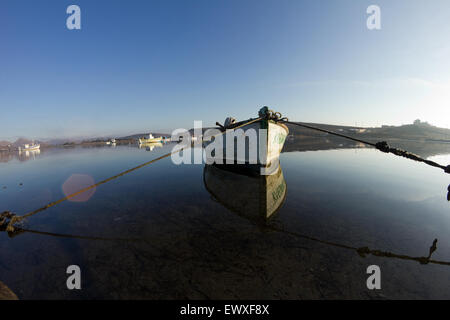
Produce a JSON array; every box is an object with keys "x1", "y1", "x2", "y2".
[{"x1": 62, "y1": 174, "x2": 96, "y2": 202}]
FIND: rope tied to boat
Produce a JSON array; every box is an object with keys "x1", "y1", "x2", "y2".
[
  {"x1": 2, "y1": 108, "x2": 449, "y2": 232},
  {"x1": 284, "y1": 121, "x2": 450, "y2": 175},
  {"x1": 259, "y1": 106, "x2": 288, "y2": 122},
  {"x1": 375, "y1": 141, "x2": 448, "y2": 171},
  {"x1": 356, "y1": 239, "x2": 439, "y2": 265},
  {"x1": 3, "y1": 116, "x2": 263, "y2": 233}
]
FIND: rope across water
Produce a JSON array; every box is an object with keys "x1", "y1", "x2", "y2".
[
  {"x1": 3, "y1": 117, "x2": 263, "y2": 232},
  {"x1": 280, "y1": 120, "x2": 450, "y2": 174},
  {"x1": 2, "y1": 109, "x2": 449, "y2": 231}
]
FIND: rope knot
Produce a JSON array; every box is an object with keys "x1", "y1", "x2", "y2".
[
  {"x1": 356, "y1": 246, "x2": 370, "y2": 257},
  {"x1": 375, "y1": 141, "x2": 390, "y2": 153},
  {"x1": 0, "y1": 211, "x2": 16, "y2": 229},
  {"x1": 258, "y1": 106, "x2": 288, "y2": 122}
]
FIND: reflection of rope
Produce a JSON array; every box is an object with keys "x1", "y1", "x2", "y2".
[
  {"x1": 4, "y1": 224, "x2": 450, "y2": 267},
  {"x1": 8, "y1": 227, "x2": 142, "y2": 242},
  {"x1": 264, "y1": 225, "x2": 450, "y2": 266},
  {"x1": 4, "y1": 117, "x2": 263, "y2": 232},
  {"x1": 283, "y1": 121, "x2": 450, "y2": 174}
]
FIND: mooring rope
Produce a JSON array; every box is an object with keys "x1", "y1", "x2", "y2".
[
  {"x1": 281, "y1": 121, "x2": 450, "y2": 174},
  {"x1": 273, "y1": 227, "x2": 448, "y2": 266},
  {"x1": 3, "y1": 223, "x2": 449, "y2": 267},
  {"x1": 2, "y1": 108, "x2": 449, "y2": 231},
  {"x1": 3, "y1": 117, "x2": 263, "y2": 232}
]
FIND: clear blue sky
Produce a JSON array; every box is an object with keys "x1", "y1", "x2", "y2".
[{"x1": 1, "y1": 0, "x2": 450, "y2": 140}]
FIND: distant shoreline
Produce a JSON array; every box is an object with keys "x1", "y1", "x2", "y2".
[{"x1": 2, "y1": 121, "x2": 450, "y2": 159}]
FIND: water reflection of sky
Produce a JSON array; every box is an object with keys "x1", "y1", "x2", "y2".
[
  {"x1": 428, "y1": 154, "x2": 450, "y2": 166},
  {"x1": 0, "y1": 145, "x2": 449, "y2": 299}
]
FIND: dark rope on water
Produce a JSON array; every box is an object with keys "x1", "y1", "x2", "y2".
[
  {"x1": 2, "y1": 219, "x2": 449, "y2": 267},
  {"x1": 2, "y1": 117, "x2": 263, "y2": 232},
  {"x1": 282, "y1": 121, "x2": 450, "y2": 174},
  {"x1": 1, "y1": 107, "x2": 448, "y2": 232},
  {"x1": 277, "y1": 227, "x2": 449, "y2": 266}
]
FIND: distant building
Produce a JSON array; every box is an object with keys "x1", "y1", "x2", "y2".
[
  {"x1": 348, "y1": 128, "x2": 366, "y2": 133},
  {"x1": 413, "y1": 119, "x2": 431, "y2": 126}
]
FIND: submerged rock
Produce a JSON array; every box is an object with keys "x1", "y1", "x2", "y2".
[{"x1": 0, "y1": 281, "x2": 18, "y2": 300}]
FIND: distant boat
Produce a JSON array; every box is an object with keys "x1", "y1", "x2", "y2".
[
  {"x1": 203, "y1": 107, "x2": 289, "y2": 170},
  {"x1": 139, "y1": 133, "x2": 163, "y2": 144},
  {"x1": 107, "y1": 138, "x2": 116, "y2": 146},
  {"x1": 203, "y1": 162, "x2": 287, "y2": 223},
  {"x1": 19, "y1": 143, "x2": 40, "y2": 152}
]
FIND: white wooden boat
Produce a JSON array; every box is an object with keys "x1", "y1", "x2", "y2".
[
  {"x1": 203, "y1": 162, "x2": 287, "y2": 222},
  {"x1": 19, "y1": 143, "x2": 40, "y2": 152},
  {"x1": 138, "y1": 141, "x2": 163, "y2": 151},
  {"x1": 203, "y1": 107, "x2": 289, "y2": 169},
  {"x1": 139, "y1": 133, "x2": 163, "y2": 144}
]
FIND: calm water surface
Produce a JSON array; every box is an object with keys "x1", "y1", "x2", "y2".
[{"x1": 0, "y1": 144, "x2": 449, "y2": 299}]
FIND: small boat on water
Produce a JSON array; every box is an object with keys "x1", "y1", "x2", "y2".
[
  {"x1": 203, "y1": 162, "x2": 287, "y2": 223},
  {"x1": 19, "y1": 143, "x2": 40, "y2": 152},
  {"x1": 139, "y1": 133, "x2": 163, "y2": 144},
  {"x1": 203, "y1": 107, "x2": 289, "y2": 171}
]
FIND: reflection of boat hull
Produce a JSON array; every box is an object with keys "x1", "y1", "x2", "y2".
[
  {"x1": 203, "y1": 163, "x2": 287, "y2": 223},
  {"x1": 203, "y1": 119, "x2": 288, "y2": 168},
  {"x1": 18, "y1": 148, "x2": 41, "y2": 159},
  {"x1": 138, "y1": 142, "x2": 163, "y2": 151}
]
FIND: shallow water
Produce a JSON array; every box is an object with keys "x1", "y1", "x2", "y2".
[{"x1": 0, "y1": 144, "x2": 449, "y2": 299}]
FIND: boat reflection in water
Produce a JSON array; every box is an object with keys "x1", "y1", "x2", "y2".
[
  {"x1": 203, "y1": 161, "x2": 287, "y2": 224},
  {"x1": 18, "y1": 148, "x2": 41, "y2": 161},
  {"x1": 138, "y1": 142, "x2": 163, "y2": 151}
]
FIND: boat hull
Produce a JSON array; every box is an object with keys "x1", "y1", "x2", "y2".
[
  {"x1": 139, "y1": 138, "x2": 162, "y2": 144},
  {"x1": 203, "y1": 120, "x2": 288, "y2": 169},
  {"x1": 20, "y1": 144, "x2": 40, "y2": 151}
]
